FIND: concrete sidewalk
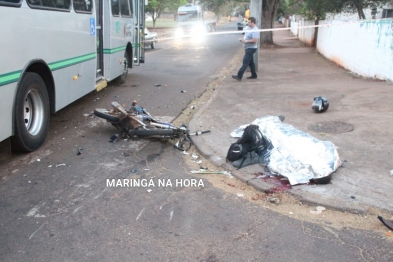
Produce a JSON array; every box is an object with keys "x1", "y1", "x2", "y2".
[{"x1": 190, "y1": 23, "x2": 393, "y2": 214}]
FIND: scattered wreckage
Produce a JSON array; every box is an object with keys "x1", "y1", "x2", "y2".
[{"x1": 94, "y1": 101, "x2": 210, "y2": 151}]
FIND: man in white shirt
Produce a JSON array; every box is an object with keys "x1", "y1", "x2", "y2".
[{"x1": 232, "y1": 17, "x2": 259, "y2": 81}]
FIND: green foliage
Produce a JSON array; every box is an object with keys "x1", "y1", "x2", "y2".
[
  {"x1": 277, "y1": 0, "x2": 303, "y2": 18},
  {"x1": 199, "y1": 0, "x2": 228, "y2": 14},
  {"x1": 340, "y1": 0, "x2": 391, "y2": 19},
  {"x1": 301, "y1": 0, "x2": 343, "y2": 20},
  {"x1": 285, "y1": 0, "x2": 391, "y2": 20},
  {"x1": 146, "y1": 0, "x2": 187, "y2": 27},
  {"x1": 146, "y1": 0, "x2": 187, "y2": 15}
]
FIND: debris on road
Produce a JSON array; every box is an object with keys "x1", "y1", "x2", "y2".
[
  {"x1": 190, "y1": 170, "x2": 231, "y2": 175},
  {"x1": 77, "y1": 148, "x2": 83, "y2": 155},
  {"x1": 267, "y1": 197, "x2": 280, "y2": 204},
  {"x1": 237, "y1": 193, "x2": 244, "y2": 197},
  {"x1": 147, "y1": 189, "x2": 152, "y2": 193},
  {"x1": 310, "y1": 206, "x2": 326, "y2": 215},
  {"x1": 109, "y1": 134, "x2": 119, "y2": 143},
  {"x1": 83, "y1": 112, "x2": 93, "y2": 117},
  {"x1": 191, "y1": 153, "x2": 198, "y2": 159},
  {"x1": 55, "y1": 163, "x2": 66, "y2": 167},
  {"x1": 377, "y1": 216, "x2": 393, "y2": 231}
]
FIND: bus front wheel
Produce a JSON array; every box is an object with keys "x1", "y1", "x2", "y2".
[
  {"x1": 120, "y1": 51, "x2": 129, "y2": 84},
  {"x1": 11, "y1": 72, "x2": 50, "y2": 152}
]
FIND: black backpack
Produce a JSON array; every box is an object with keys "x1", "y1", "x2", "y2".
[{"x1": 226, "y1": 124, "x2": 265, "y2": 169}]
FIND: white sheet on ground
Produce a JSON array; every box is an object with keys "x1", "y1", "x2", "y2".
[{"x1": 230, "y1": 116, "x2": 341, "y2": 185}]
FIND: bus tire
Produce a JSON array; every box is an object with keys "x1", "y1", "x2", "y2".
[
  {"x1": 11, "y1": 72, "x2": 50, "y2": 152},
  {"x1": 94, "y1": 108, "x2": 120, "y2": 123},
  {"x1": 120, "y1": 51, "x2": 129, "y2": 84},
  {"x1": 128, "y1": 129, "x2": 174, "y2": 137}
]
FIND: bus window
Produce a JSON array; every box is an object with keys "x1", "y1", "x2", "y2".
[
  {"x1": 111, "y1": 0, "x2": 119, "y2": 16},
  {"x1": 128, "y1": 0, "x2": 133, "y2": 17},
  {"x1": 27, "y1": 0, "x2": 71, "y2": 9},
  {"x1": 120, "y1": 0, "x2": 129, "y2": 17},
  {"x1": 0, "y1": 0, "x2": 21, "y2": 4},
  {"x1": 73, "y1": 0, "x2": 92, "y2": 12}
]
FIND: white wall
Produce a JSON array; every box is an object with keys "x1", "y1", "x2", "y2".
[
  {"x1": 297, "y1": 20, "x2": 315, "y2": 46},
  {"x1": 290, "y1": 21, "x2": 298, "y2": 36},
  {"x1": 317, "y1": 19, "x2": 393, "y2": 81},
  {"x1": 288, "y1": 2, "x2": 393, "y2": 81}
]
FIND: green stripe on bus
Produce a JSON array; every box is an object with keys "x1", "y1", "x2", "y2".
[
  {"x1": 0, "y1": 53, "x2": 96, "y2": 86},
  {"x1": 49, "y1": 53, "x2": 96, "y2": 70},
  {"x1": 0, "y1": 70, "x2": 21, "y2": 86},
  {"x1": 103, "y1": 46, "x2": 127, "y2": 54}
]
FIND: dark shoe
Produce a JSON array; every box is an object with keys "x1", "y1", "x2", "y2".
[
  {"x1": 246, "y1": 75, "x2": 257, "y2": 79},
  {"x1": 232, "y1": 75, "x2": 241, "y2": 81}
]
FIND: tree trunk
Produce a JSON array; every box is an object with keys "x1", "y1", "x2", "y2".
[
  {"x1": 313, "y1": 17, "x2": 320, "y2": 48},
  {"x1": 260, "y1": 0, "x2": 280, "y2": 45},
  {"x1": 355, "y1": 1, "x2": 365, "y2": 19}
]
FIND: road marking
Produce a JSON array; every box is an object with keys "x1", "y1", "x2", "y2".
[{"x1": 136, "y1": 208, "x2": 145, "y2": 221}]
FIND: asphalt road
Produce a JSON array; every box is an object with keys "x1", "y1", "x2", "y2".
[{"x1": 0, "y1": 22, "x2": 392, "y2": 261}]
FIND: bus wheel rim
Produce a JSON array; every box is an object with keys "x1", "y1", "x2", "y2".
[{"x1": 24, "y1": 89, "x2": 44, "y2": 136}]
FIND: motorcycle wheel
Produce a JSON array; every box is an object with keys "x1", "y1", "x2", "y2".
[{"x1": 94, "y1": 109, "x2": 120, "y2": 123}]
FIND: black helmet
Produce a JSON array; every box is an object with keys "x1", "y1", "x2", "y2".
[{"x1": 312, "y1": 96, "x2": 329, "y2": 113}]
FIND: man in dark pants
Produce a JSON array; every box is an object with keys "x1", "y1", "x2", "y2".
[{"x1": 232, "y1": 17, "x2": 259, "y2": 81}]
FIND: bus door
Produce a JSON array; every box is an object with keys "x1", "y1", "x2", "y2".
[
  {"x1": 95, "y1": 0, "x2": 104, "y2": 78},
  {"x1": 133, "y1": 0, "x2": 145, "y2": 65}
]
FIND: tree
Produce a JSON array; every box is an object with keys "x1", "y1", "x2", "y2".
[
  {"x1": 199, "y1": 0, "x2": 228, "y2": 21},
  {"x1": 260, "y1": 0, "x2": 281, "y2": 44},
  {"x1": 301, "y1": 0, "x2": 343, "y2": 47},
  {"x1": 340, "y1": 0, "x2": 390, "y2": 19},
  {"x1": 277, "y1": 0, "x2": 303, "y2": 19},
  {"x1": 146, "y1": 0, "x2": 187, "y2": 28}
]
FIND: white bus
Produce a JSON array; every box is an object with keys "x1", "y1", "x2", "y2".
[{"x1": 0, "y1": 0, "x2": 146, "y2": 152}]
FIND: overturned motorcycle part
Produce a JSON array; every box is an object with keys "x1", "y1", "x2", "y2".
[
  {"x1": 111, "y1": 101, "x2": 128, "y2": 115},
  {"x1": 94, "y1": 109, "x2": 120, "y2": 123},
  {"x1": 128, "y1": 129, "x2": 175, "y2": 137},
  {"x1": 188, "y1": 130, "x2": 211, "y2": 136},
  {"x1": 174, "y1": 137, "x2": 192, "y2": 151}
]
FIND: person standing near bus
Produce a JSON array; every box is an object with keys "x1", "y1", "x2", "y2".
[{"x1": 232, "y1": 17, "x2": 259, "y2": 81}]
